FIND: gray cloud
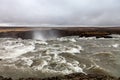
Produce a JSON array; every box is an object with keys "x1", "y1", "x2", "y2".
[{"x1": 0, "y1": 0, "x2": 120, "y2": 26}]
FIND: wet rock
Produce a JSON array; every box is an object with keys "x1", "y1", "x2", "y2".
[
  {"x1": 0, "y1": 73, "x2": 119, "y2": 80},
  {"x1": 0, "y1": 76, "x2": 4, "y2": 80},
  {"x1": 17, "y1": 73, "x2": 118, "y2": 80}
]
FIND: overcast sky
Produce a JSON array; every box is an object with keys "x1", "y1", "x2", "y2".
[{"x1": 0, "y1": 0, "x2": 120, "y2": 26}]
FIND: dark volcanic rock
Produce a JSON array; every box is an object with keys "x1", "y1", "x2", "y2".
[
  {"x1": 0, "y1": 73, "x2": 119, "y2": 80},
  {"x1": 18, "y1": 73, "x2": 119, "y2": 80},
  {"x1": 1, "y1": 27, "x2": 120, "y2": 39}
]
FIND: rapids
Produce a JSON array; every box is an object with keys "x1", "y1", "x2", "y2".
[{"x1": 0, "y1": 36, "x2": 120, "y2": 79}]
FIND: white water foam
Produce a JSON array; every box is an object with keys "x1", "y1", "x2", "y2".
[{"x1": 0, "y1": 36, "x2": 120, "y2": 79}]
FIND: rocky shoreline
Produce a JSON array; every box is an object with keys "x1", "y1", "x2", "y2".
[
  {"x1": 0, "y1": 73, "x2": 119, "y2": 80},
  {"x1": 0, "y1": 27, "x2": 120, "y2": 39}
]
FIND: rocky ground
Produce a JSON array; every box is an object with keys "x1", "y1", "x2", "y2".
[
  {"x1": 0, "y1": 73, "x2": 119, "y2": 80},
  {"x1": 0, "y1": 27, "x2": 120, "y2": 39}
]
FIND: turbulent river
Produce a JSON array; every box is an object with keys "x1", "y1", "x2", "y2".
[{"x1": 0, "y1": 36, "x2": 120, "y2": 79}]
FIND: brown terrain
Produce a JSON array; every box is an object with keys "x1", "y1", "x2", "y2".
[
  {"x1": 0, "y1": 73, "x2": 119, "y2": 80},
  {"x1": 0, "y1": 27, "x2": 120, "y2": 39}
]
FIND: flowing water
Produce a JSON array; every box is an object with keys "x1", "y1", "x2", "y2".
[{"x1": 0, "y1": 36, "x2": 120, "y2": 79}]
